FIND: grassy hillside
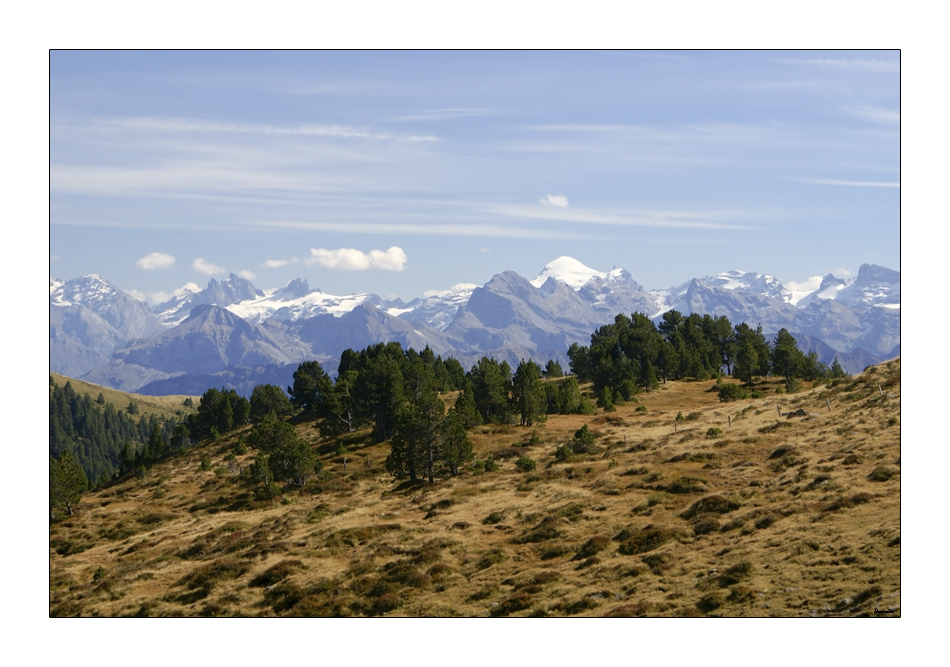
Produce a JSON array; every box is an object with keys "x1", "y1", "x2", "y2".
[
  {"x1": 49, "y1": 359, "x2": 900, "y2": 617},
  {"x1": 50, "y1": 373, "x2": 198, "y2": 420}
]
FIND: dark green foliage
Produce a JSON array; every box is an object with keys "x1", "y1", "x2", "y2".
[
  {"x1": 441, "y1": 410, "x2": 473, "y2": 476},
  {"x1": 717, "y1": 383, "x2": 749, "y2": 402},
  {"x1": 50, "y1": 450, "x2": 88, "y2": 519},
  {"x1": 249, "y1": 384, "x2": 292, "y2": 424},
  {"x1": 515, "y1": 456, "x2": 537, "y2": 472},
  {"x1": 468, "y1": 356, "x2": 513, "y2": 424},
  {"x1": 512, "y1": 358, "x2": 546, "y2": 427},
  {"x1": 544, "y1": 359, "x2": 564, "y2": 378},
  {"x1": 571, "y1": 424, "x2": 595, "y2": 454},
  {"x1": 49, "y1": 377, "x2": 183, "y2": 484},
  {"x1": 190, "y1": 387, "x2": 249, "y2": 441}
]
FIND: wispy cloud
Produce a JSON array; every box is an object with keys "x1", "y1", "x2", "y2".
[
  {"x1": 392, "y1": 108, "x2": 502, "y2": 122},
  {"x1": 307, "y1": 246, "x2": 408, "y2": 272},
  {"x1": 846, "y1": 104, "x2": 900, "y2": 126},
  {"x1": 193, "y1": 258, "x2": 225, "y2": 275},
  {"x1": 102, "y1": 116, "x2": 438, "y2": 142},
  {"x1": 780, "y1": 58, "x2": 899, "y2": 73},
  {"x1": 540, "y1": 194, "x2": 569, "y2": 208},
  {"x1": 800, "y1": 178, "x2": 900, "y2": 188},
  {"x1": 238, "y1": 269, "x2": 256, "y2": 281},
  {"x1": 483, "y1": 203, "x2": 751, "y2": 230},
  {"x1": 257, "y1": 220, "x2": 589, "y2": 240},
  {"x1": 136, "y1": 251, "x2": 175, "y2": 270}
]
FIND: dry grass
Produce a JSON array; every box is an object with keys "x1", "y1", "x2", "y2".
[
  {"x1": 49, "y1": 359, "x2": 900, "y2": 617},
  {"x1": 50, "y1": 372, "x2": 198, "y2": 419}
]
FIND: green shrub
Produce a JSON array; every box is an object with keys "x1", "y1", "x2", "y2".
[
  {"x1": 481, "y1": 456, "x2": 499, "y2": 472},
  {"x1": 705, "y1": 427, "x2": 723, "y2": 439},
  {"x1": 635, "y1": 405, "x2": 648, "y2": 413},
  {"x1": 572, "y1": 424, "x2": 595, "y2": 453},
  {"x1": 515, "y1": 456, "x2": 537, "y2": 472},
  {"x1": 718, "y1": 384, "x2": 749, "y2": 402},
  {"x1": 200, "y1": 456, "x2": 211, "y2": 471},
  {"x1": 554, "y1": 444, "x2": 573, "y2": 462}
]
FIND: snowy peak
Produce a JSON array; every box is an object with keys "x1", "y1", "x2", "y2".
[{"x1": 531, "y1": 256, "x2": 609, "y2": 289}]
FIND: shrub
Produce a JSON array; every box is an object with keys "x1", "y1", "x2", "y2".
[
  {"x1": 868, "y1": 466, "x2": 898, "y2": 482},
  {"x1": 515, "y1": 456, "x2": 537, "y2": 472},
  {"x1": 697, "y1": 592, "x2": 725, "y2": 613},
  {"x1": 481, "y1": 456, "x2": 499, "y2": 472},
  {"x1": 718, "y1": 384, "x2": 749, "y2": 402},
  {"x1": 572, "y1": 535, "x2": 610, "y2": 561},
  {"x1": 719, "y1": 561, "x2": 754, "y2": 586},
  {"x1": 681, "y1": 495, "x2": 740, "y2": 520},
  {"x1": 249, "y1": 560, "x2": 304, "y2": 588},
  {"x1": 200, "y1": 456, "x2": 212, "y2": 471},
  {"x1": 482, "y1": 510, "x2": 505, "y2": 525},
  {"x1": 692, "y1": 514, "x2": 721, "y2": 536},
  {"x1": 668, "y1": 476, "x2": 708, "y2": 494},
  {"x1": 572, "y1": 424, "x2": 596, "y2": 453},
  {"x1": 476, "y1": 549, "x2": 508, "y2": 570},
  {"x1": 705, "y1": 427, "x2": 723, "y2": 439},
  {"x1": 554, "y1": 445, "x2": 573, "y2": 462},
  {"x1": 617, "y1": 527, "x2": 676, "y2": 555},
  {"x1": 635, "y1": 405, "x2": 648, "y2": 413}
]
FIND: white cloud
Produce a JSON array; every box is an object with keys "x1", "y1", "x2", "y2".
[
  {"x1": 238, "y1": 269, "x2": 256, "y2": 281},
  {"x1": 136, "y1": 251, "x2": 175, "y2": 270},
  {"x1": 127, "y1": 289, "x2": 147, "y2": 301},
  {"x1": 785, "y1": 276, "x2": 823, "y2": 293},
  {"x1": 139, "y1": 282, "x2": 200, "y2": 306},
  {"x1": 540, "y1": 194, "x2": 570, "y2": 208},
  {"x1": 263, "y1": 258, "x2": 299, "y2": 268},
  {"x1": 307, "y1": 246, "x2": 408, "y2": 272},
  {"x1": 479, "y1": 248, "x2": 492, "y2": 253},
  {"x1": 193, "y1": 258, "x2": 225, "y2": 275}
]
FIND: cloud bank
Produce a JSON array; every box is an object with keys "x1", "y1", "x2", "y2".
[
  {"x1": 136, "y1": 252, "x2": 175, "y2": 270},
  {"x1": 193, "y1": 258, "x2": 225, "y2": 275},
  {"x1": 307, "y1": 246, "x2": 408, "y2": 271}
]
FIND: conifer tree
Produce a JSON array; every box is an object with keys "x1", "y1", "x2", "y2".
[{"x1": 50, "y1": 450, "x2": 88, "y2": 519}]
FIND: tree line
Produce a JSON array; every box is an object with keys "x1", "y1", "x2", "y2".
[
  {"x1": 567, "y1": 310, "x2": 847, "y2": 403},
  {"x1": 49, "y1": 377, "x2": 187, "y2": 488}
]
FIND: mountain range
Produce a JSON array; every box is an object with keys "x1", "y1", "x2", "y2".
[{"x1": 50, "y1": 257, "x2": 900, "y2": 395}]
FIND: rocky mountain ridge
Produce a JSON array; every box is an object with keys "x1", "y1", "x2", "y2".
[{"x1": 50, "y1": 257, "x2": 900, "y2": 394}]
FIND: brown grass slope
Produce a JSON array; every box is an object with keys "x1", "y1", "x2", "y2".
[
  {"x1": 50, "y1": 359, "x2": 900, "y2": 617},
  {"x1": 50, "y1": 372, "x2": 199, "y2": 420}
]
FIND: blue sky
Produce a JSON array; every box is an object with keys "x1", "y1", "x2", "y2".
[{"x1": 50, "y1": 50, "x2": 900, "y2": 302}]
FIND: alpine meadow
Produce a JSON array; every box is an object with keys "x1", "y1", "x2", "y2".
[{"x1": 49, "y1": 49, "x2": 900, "y2": 621}]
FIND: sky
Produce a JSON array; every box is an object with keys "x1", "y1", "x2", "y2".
[{"x1": 49, "y1": 50, "x2": 900, "y2": 303}]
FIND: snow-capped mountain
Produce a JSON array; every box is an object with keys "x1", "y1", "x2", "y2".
[{"x1": 50, "y1": 257, "x2": 900, "y2": 394}]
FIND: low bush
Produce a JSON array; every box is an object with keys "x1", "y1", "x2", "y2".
[
  {"x1": 617, "y1": 527, "x2": 676, "y2": 555},
  {"x1": 718, "y1": 384, "x2": 749, "y2": 402},
  {"x1": 572, "y1": 535, "x2": 610, "y2": 561},
  {"x1": 515, "y1": 456, "x2": 537, "y2": 472},
  {"x1": 681, "y1": 495, "x2": 740, "y2": 520},
  {"x1": 705, "y1": 427, "x2": 723, "y2": 439}
]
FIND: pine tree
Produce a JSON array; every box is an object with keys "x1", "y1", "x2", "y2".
[
  {"x1": 50, "y1": 450, "x2": 88, "y2": 519},
  {"x1": 441, "y1": 410, "x2": 473, "y2": 476},
  {"x1": 512, "y1": 359, "x2": 547, "y2": 427}
]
